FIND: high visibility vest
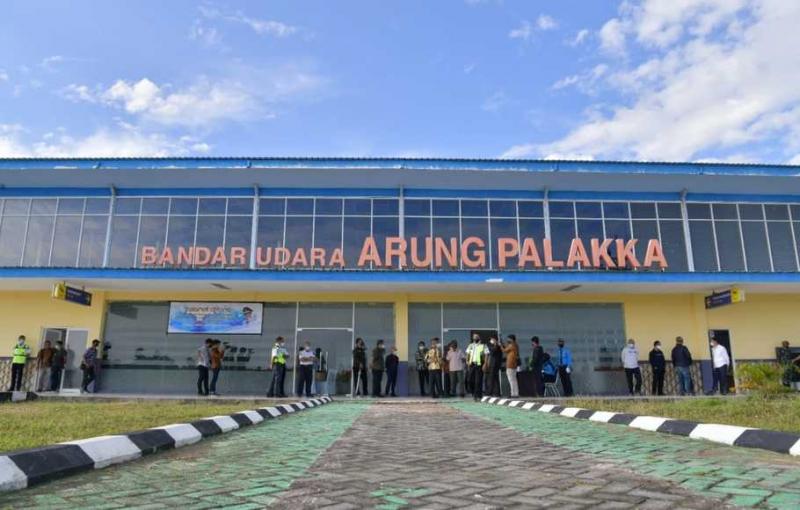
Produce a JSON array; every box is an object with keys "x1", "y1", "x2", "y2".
[
  {"x1": 272, "y1": 345, "x2": 286, "y2": 365},
  {"x1": 469, "y1": 344, "x2": 485, "y2": 365},
  {"x1": 12, "y1": 344, "x2": 29, "y2": 364}
]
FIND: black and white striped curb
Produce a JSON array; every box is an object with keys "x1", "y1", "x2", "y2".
[
  {"x1": 0, "y1": 396, "x2": 332, "y2": 492},
  {"x1": 481, "y1": 397, "x2": 800, "y2": 457}
]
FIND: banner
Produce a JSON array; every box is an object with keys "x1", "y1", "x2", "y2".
[{"x1": 168, "y1": 302, "x2": 263, "y2": 334}]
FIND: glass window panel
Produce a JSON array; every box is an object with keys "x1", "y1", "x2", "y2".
[
  {"x1": 490, "y1": 218, "x2": 517, "y2": 268},
  {"x1": 0, "y1": 217, "x2": 26, "y2": 265},
  {"x1": 632, "y1": 220, "x2": 659, "y2": 263},
  {"x1": 657, "y1": 202, "x2": 682, "y2": 219},
  {"x1": 227, "y1": 198, "x2": 253, "y2": 215},
  {"x1": 460, "y1": 200, "x2": 487, "y2": 217},
  {"x1": 549, "y1": 201, "x2": 574, "y2": 218},
  {"x1": 315, "y1": 198, "x2": 342, "y2": 215},
  {"x1": 85, "y1": 198, "x2": 111, "y2": 214},
  {"x1": 258, "y1": 198, "x2": 285, "y2": 215},
  {"x1": 199, "y1": 198, "x2": 226, "y2": 215},
  {"x1": 50, "y1": 216, "x2": 82, "y2": 267},
  {"x1": 712, "y1": 204, "x2": 737, "y2": 220},
  {"x1": 742, "y1": 221, "x2": 771, "y2": 271},
  {"x1": 194, "y1": 216, "x2": 224, "y2": 267},
  {"x1": 792, "y1": 205, "x2": 800, "y2": 220},
  {"x1": 136, "y1": 216, "x2": 168, "y2": 266},
  {"x1": 658, "y1": 220, "x2": 688, "y2": 272},
  {"x1": 298, "y1": 302, "x2": 353, "y2": 328},
  {"x1": 313, "y1": 216, "x2": 342, "y2": 254},
  {"x1": 78, "y1": 215, "x2": 108, "y2": 268},
  {"x1": 518, "y1": 218, "x2": 545, "y2": 240},
  {"x1": 432, "y1": 200, "x2": 459, "y2": 216},
  {"x1": 460, "y1": 217, "x2": 489, "y2": 270},
  {"x1": 57, "y1": 198, "x2": 84, "y2": 214},
  {"x1": 404, "y1": 217, "x2": 431, "y2": 269},
  {"x1": 343, "y1": 216, "x2": 370, "y2": 268},
  {"x1": 604, "y1": 219, "x2": 631, "y2": 239},
  {"x1": 489, "y1": 200, "x2": 516, "y2": 218},
  {"x1": 687, "y1": 203, "x2": 711, "y2": 219},
  {"x1": 287, "y1": 198, "x2": 314, "y2": 215},
  {"x1": 765, "y1": 204, "x2": 790, "y2": 221},
  {"x1": 284, "y1": 216, "x2": 313, "y2": 253},
  {"x1": 517, "y1": 201, "x2": 544, "y2": 217},
  {"x1": 739, "y1": 204, "x2": 764, "y2": 220},
  {"x1": 575, "y1": 201, "x2": 601, "y2": 218},
  {"x1": 767, "y1": 221, "x2": 797, "y2": 271},
  {"x1": 30, "y1": 199, "x2": 57, "y2": 215},
  {"x1": 443, "y1": 303, "x2": 496, "y2": 329},
  {"x1": 405, "y1": 199, "x2": 430, "y2": 216},
  {"x1": 714, "y1": 221, "x2": 745, "y2": 271},
  {"x1": 224, "y1": 216, "x2": 252, "y2": 266},
  {"x1": 141, "y1": 198, "x2": 168, "y2": 214},
  {"x1": 4, "y1": 199, "x2": 30, "y2": 215},
  {"x1": 115, "y1": 198, "x2": 141, "y2": 215},
  {"x1": 577, "y1": 219, "x2": 604, "y2": 239},
  {"x1": 256, "y1": 216, "x2": 284, "y2": 268},
  {"x1": 169, "y1": 198, "x2": 197, "y2": 215},
  {"x1": 689, "y1": 221, "x2": 717, "y2": 270},
  {"x1": 432, "y1": 217, "x2": 460, "y2": 271},
  {"x1": 372, "y1": 199, "x2": 399, "y2": 215},
  {"x1": 22, "y1": 216, "x2": 54, "y2": 266},
  {"x1": 603, "y1": 202, "x2": 629, "y2": 219},
  {"x1": 108, "y1": 216, "x2": 139, "y2": 268},
  {"x1": 630, "y1": 202, "x2": 656, "y2": 219},
  {"x1": 165, "y1": 215, "x2": 196, "y2": 267},
  {"x1": 354, "y1": 303, "x2": 395, "y2": 346},
  {"x1": 344, "y1": 198, "x2": 370, "y2": 215},
  {"x1": 372, "y1": 216, "x2": 398, "y2": 267},
  {"x1": 550, "y1": 218, "x2": 575, "y2": 263}
]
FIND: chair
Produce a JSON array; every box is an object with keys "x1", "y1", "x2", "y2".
[{"x1": 544, "y1": 369, "x2": 561, "y2": 397}]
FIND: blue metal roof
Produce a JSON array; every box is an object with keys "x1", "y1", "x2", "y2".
[{"x1": 1, "y1": 157, "x2": 800, "y2": 177}]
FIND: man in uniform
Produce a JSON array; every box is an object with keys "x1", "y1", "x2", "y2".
[
  {"x1": 267, "y1": 336, "x2": 289, "y2": 398},
  {"x1": 468, "y1": 337, "x2": 486, "y2": 401},
  {"x1": 9, "y1": 335, "x2": 31, "y2": 391},
  {"x1": 556, "y1": 338, "x2": 574, "y2": 397}
]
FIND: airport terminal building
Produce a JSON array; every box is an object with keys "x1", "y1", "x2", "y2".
[{"x1": 0, "y1": 157, "x2": 798, "y2": 396}]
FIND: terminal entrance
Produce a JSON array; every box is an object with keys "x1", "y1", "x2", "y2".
[{"x1": 294, "y1": 327, "x2": 354, "y2": 396}]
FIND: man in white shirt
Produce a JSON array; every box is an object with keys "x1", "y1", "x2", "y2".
[
  {"x1": 709, "y1": 338, "x2": 731, "y2": 395},
  {"x1": 297, "y1": 341, "x2": 315, "y2": 398},
  {"x1": 621, "y1": 339, "x2": 642, "y2": 395}
]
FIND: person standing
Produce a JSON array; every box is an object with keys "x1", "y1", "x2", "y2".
[
  {"x1": 621, "y1": 339, "x2": 642, "y2": 395},
  {"x1": 266, "y1": 336, "x2": 288, "y2": 398},
  {"x1": 708, "y1": 338, "x2": 731, "y2": 395},
  {"x1": 502, "y1": 334, "x2": 520, "y2": 398},
  {"x1": 649, "y1": 340, "x2": 666, "y2": 396},
  {"x1": 425, "y1": 338, "x2": 443, "y2": 398},
  {"x1": 671, "y1": 336, "x2": 694, "y2": 395},
  {"x1": 196, "y1": 338, "x2": 212, "y2": 396},
  {"x1": 209, "y1": 340, "x2": 225, "y2": 396},
  {"x1": 297, "y1": 341, "x2": 315, "y2": 398},
  {"x1": 81, "y1": 339, "x2": 101, "y2": 393},
  {"x1": 9, "y1": 335, "x2": 31, "y2": 392},
  {"x1": 385, "y1": 345, "x2": 399, "y2": 397},
  {"x1": 530, "y1": 336, "x2": 544, "y2": 397},
  {"x1": 486, "y1": 336, "x2": 503, "y2": 397},
  {"x1": 464, "y1": 335, "x2": 478, "y2": 395},
  {"x1": 352, "y1": 337, "x2": 369, "y2": 397},
  {"x1": 468, "y1": 338, "x2": 486, "y2": 401},
  {"x1": 415, "y1": 340, "x2": 428, "y2": 396},
  {"x1": 313, "y1": 348, "x2": 328, "y2": 396},
  {"x1": 556, "y1": 338, "x2": 574, "y2": 397},
  {"x1": 777, "y1": 341, "x2": 800, "y2": 387},
  {"x1": 50, "y1": 340, "x2": 67, "y2": 392},
  {"x1": 441, "y1": 340, "x2": 451, "y2": 397},
  {"x1": 446, "y1": 341, "x2": 466, "y2": 397},
  {"x1": 36, "y1": 340, "x2": 54, "y2": 392},
  {"x1": 370, "y1": 339, "x2": 386, "y2": 397}
]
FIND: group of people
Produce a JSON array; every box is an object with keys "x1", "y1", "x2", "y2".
[
  {"x1": 196, "y1": 338, "x2": 226, "y2": 396},
  {"x1": 7, "y1": 334, "x2": 100, "y2": 393}
]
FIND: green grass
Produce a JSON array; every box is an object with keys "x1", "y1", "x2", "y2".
[
  {"x1": 566, "y1": 395, "x2": 800, "y2": 433},
  {"x1": 0, "y1": 400, "x2": 277, "y2": 452}
]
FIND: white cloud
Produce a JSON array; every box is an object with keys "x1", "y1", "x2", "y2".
[
  {"x1": 199, "y1": 4, "x2": 298, "y2": 38},
  {"x1": 570, "y1": 29, "x2": 590, "y2": 46},
  {"x1": 40, "y1": 55, "x2": 64, "y2": 71},
  {"x1": 552, "y1": 64, "x2": 608, "y2": 92},
  {"x1": 509, "y1": 14, "x2": 558, "y2": 41},
  {"x1": 463, "y1": 63, "x2": 476, "y2": 74},
  {"x1": 482, "y1": 91, "x2": 508, "y2": 112},
  {"x1": 189, "y1": 19, "x2": 222, "y2": 47},
  {"x1": 0, "y1": 69, "x2": 8, "y2": 82},
  {"x1": 61, "y1": 83, "x2": 98, "y2": 103},
  {"x1": 504, "y1": 0, "x2": 800, "y2": 163},
  {"x1": 536, "y1": 14, "x2": 558, "y2": 31}
]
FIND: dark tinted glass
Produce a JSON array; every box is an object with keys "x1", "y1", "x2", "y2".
[
  {"x1": 489, "y1": 200, "x2": 516, "y2": 218},
  {"x1": 115, "y1": 198, "x2": 141, "y2": 215},
  {"x1": 432, "y1": 200, "x2": 459, "y2": 216},
  {"x1": 259, "y1": 198, "x2": 285, "y2": 215},
  {"x1": 199, "y1": 198, "x2": 226, "y2": 214},
  {"x1": 286, "y1": 198, "x2": 313, "y2": 215},
  {"x1": 657, "y1": 202, "x2": 682, "y2": 219},
  {"x1": 687, "y1": 203, "x2": 711, "y2": 219},
  {"x1": 461, "y1": 200, "x2": 488, "y2": 217},
  {"x1": 549, "y1": 202, "x2": 574, "y2": 218},
  {"x1": 630, "y1": 202, "x2": 657, "y2": 219},
  {"x1": 575, "y1": 201, "x2": 601, "y2": 218},
  {"x1": 169, "y1": 198, "x2": 197, "y2": 215},
  {"x1": 517, "y1": 201, "x2": 543, "y2": 217},
  {"x1": 739, "y1": 204, "x2": 764, "y2": 220},
  {"x1": 603, "y1": 202, "x2": 629, "y2": 219},
  {"x1": 227, "y1": 198, "x2": 253, "y2": 215},
  {"x1": 405, "y1": 199, "x2": 431, "y2": 216},
  {"x1": 765, "y1": 204, "x2": 790, "y2": 220},
  {"x1": 315, "y1": 198, "x2": 343, "y2": 215},
  {"x1": 57, "y1": 198, "x2": 85, "y2": 214},
  {"x1": 712, "y1": 204, "x2": 737, "y2": 220},
  {"x1": 372, "y1": 199, "x2": 399, "y2": 215},
  {"x1": 141, "y1": 198, "x2": 168, "y2": 215},
  {"x1": 344, "y1": 199, "x2": 371, "y2": 215}
]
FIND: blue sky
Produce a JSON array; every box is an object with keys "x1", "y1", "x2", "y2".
[{"x1": 1, "y1": 0, "x2": 799, "y2": 163}]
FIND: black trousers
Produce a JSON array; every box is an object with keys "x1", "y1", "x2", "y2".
[
  {"x1": 197, "y1": 366, "x2": 209, "y2": 395},
  {"x1": 9, "y1": 363, "x2": 25, "y2": 391},
  {"x1": 297, "y1": 365, "x2": 313, "y2": 397},
  {"x1": 267, "y1": 364, "x2": 286, "y2": 397},
  {"x1": 531, "y1": 366, "x2": 543, "y2": 397},
  {"x1": 210, "y1": 368, "x2": 221, "y2": 393},
  {"x1": 625, "y1": 367, "x2": 642, "y2": 394},
  {"x1": 385, "y1": 369, "x2": 397, "y2": 396},
  {"x1": 417, "y1": 369, "x2": 428, "y2": 396},
  {"x1": 712, "y1": 364, "x2": 729, "y2": 394},
  {"x1": 353, "y1": 366, "x2": 369, "y2": 395},
  {"x1": 371, "y1": 369, "x2": 383, "y2": 396},
  {"x1": 429, "y1": 369, "x2": 442, "y2": 397},
  {"x1": 559, "y1": 367, "x2": 574, "y2": 396},
  {"x1": 487, "y1": 367, "x2": 501, "y2": 397},
  {"x1": 50, "y1": 366, "x2": 63, "y2": 391},
  {"x1": 652, "y1": 368, "x2": 665, "y2": 396},
  {"x1": 82, "y1": 366, "x2": 96, "y2": 392},
  {"x1": 469, "y1": 365, "x2": 483, "y2": 400}
]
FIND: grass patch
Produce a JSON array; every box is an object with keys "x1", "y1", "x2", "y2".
[
  {"x1": 0, "y1": 399, "x2": 277, "y2": 452},
  {"x1": 566, "y1": 395, "x2": 800, "y2": 433}
]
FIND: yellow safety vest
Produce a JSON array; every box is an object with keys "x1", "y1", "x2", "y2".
[
  {"x1": 272, "y1": 345, "x2": 286, "y2": 365},
  {"x1": 12, "y1": 344, "x2": 29, "y2": 364},
  {"x1": 469, "y1": 344, "x2": 485, "y2": 365}
]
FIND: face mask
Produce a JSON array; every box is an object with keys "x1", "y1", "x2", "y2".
[
  {"x1": 655, "y1": 345, "x2": 661, "y2": 350},
  {"x1": 628, "y1": 343, "x2": 634, "y2": 348},
  {"x1": 419, "y1": 346, "x2": 424, "y2": 350}
]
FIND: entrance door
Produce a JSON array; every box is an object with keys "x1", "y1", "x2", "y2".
[
  {"x1": 709, "y1": 330, "x2": 736, "y2": 393},
  {"x1": 38, "y1": 328, "x2": 66, "y2": 391},
  {"x1": 295, "y1": 328, "x2": 353, "y2": 396},
  {"x1": 62, "y1": 329, "x2": 88, "y2": 393}
]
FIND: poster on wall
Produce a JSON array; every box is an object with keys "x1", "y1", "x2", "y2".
[{"x1": 168, "y1": 302, "x2": 264, "y2": 334}]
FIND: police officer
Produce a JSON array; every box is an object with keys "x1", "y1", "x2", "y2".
[
  {"x1": 468, "y1": 337, "x2": 487, "y2": 401},
  {"x1": 267, "y1": 336, "x2": 289, "y2": 398},
  {"x1": 9, "y1": 335, "x2": 31, "y2": 392}
]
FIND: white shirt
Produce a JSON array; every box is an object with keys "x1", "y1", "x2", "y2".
[
  {"x1": 298, "y1": 348, "x2": 315, "y2": 366},
  {"x1": 712, "y1": 344, "x2": 730, "y2": 368},
  {"x1": 621, "y1": 345, "x2": 640, "y2": 369}
]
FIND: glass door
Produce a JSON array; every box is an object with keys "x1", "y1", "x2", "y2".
[
  {"x1": 295, "y1": 328, "x2": 353, "y2": 396},
  {"x1": 38, "y1": 328, "x2": 66, "y2": 391},
  {"x1": 62, "y1": 329, "x2": 88, "y2": 393}
]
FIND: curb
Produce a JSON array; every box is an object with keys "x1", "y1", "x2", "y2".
[
  {"x1": 480, "y1": 397, "x2": 800, "y2": 457},
  {"x1": 0, "y1": 396, "x2": 332, "y2": 492}
]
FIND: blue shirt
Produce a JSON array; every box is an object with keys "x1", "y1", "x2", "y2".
[{"x1": 557, "y1": 346, "x2": 573, "y2": 368}]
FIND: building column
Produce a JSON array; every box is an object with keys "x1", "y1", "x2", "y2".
[{"x1": 394, "y1": 296, "x2": 410, "y2": 396}]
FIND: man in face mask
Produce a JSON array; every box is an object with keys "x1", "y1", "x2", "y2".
[
  {"x1": 415, "y1": 340, "x2": 428, "y2": 396},
  {"x1": 649, "y1": 340, "x2": 666, "y2": 396},
  {"x1": 556, "y1": 338, "x2": 574, "y2": 397},
  {"x1": 385, "y1": 345, "x2": 399, "y2": 397},
  {"x1": 9, "y1": 335, "x2": 31, "y2": 392},
  {"x1": 297, "y1": 341, "x2": 315, "y2": 398},
  {"x1": 370, "y1": 340, "x2": 386, "y2": 397},
  {"x1": 621, "y1": 339, "x2": 642, "y2": 395}
]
